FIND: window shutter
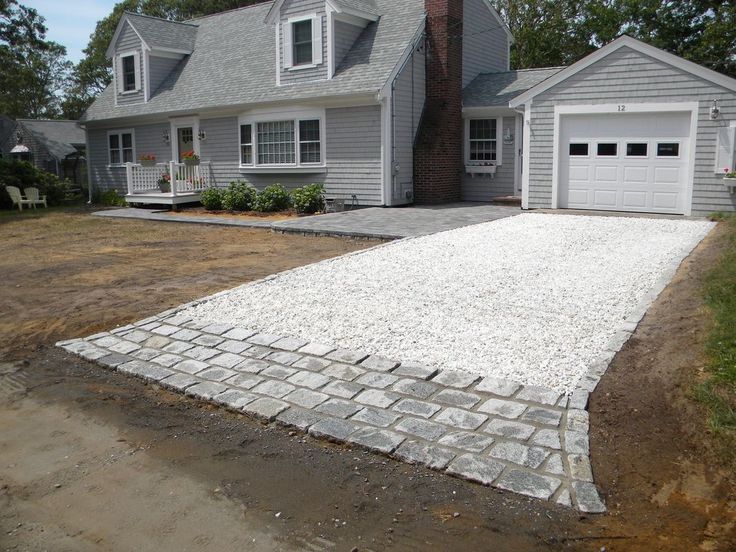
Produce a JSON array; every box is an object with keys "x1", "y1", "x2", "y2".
[
  {"x1": 715, "y1": 127, "x2": 736, "y2": 172},
  {"x1": 115, "y1": 56, "x2": 124, "y2": 94},
  {"x1": 133, "y1": 51, "x2": 141, "y2": 91},
  {"x1": 283, "y1": 22, "x2": 293, "y2": 69},
  {"x1": 312, "y1": 15, "x2": 323, "y2": 65}
]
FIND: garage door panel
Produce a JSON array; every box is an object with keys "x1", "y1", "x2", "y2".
[{"x1": 559, "y1": 111, "x2": 690, "y2": 215}]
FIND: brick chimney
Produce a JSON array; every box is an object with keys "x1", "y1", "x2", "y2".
[{"x1": 413, "y1": 0, "x2": 464, "y2": 204}]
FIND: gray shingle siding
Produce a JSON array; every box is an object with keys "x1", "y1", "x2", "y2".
[
  {"x1": 279, "y1": 0, "x2": 328, "y2": 85},
  {"x1": 462, "y1": 0, "x2": 508, "y2": 88},
  {"x1": 462, "y1": 115, "x2": 517, "y2": 200},
  {"x1": 89, "y1": 105, "x2": 383, "y2": 205},
  {"x1": 149, "y1": 55, "x2": 183, "y2": 96},
  {"x1": 114, "y1": 22, "x2": 145, "y2": 106},
  {"x1": 528, "y1": 46, "x2": 736, "y2": 215},
  {"x1": 334, "y1": 19, "x2": 363, "y2": 72},
  {"x1": 391, "y1": 39, "x2": 425, "y2": 203}
]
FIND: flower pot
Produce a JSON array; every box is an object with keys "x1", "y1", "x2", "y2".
[
  {"x1": 183, "y1": 158, "x2": 200, "y2": 167},
  {"x1": 140, "y1": 159, "x2": 156, "y2": 168},
  {"x1": 159, "y1": 183, "x2": 171, "y2": 193}
]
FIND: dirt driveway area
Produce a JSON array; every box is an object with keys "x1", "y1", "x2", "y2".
[{"x1": 1, "y1": 207, "x2": 735, "y2": 551}]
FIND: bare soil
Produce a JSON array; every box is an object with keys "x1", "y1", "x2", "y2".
[
  {"x1": 163, "y1": 206, "x2": 299, "y2": 221},
  {"x1": 1, "y1": 206, "x2": 735, "y2": 551}
]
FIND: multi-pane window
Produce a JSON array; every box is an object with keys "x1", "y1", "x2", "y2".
[
  {"x1": 293, "y1": 20, "x2": 313, "y2": 66},
  {"x1": 240, "y1": 124, "x2": 253, "y2": 165},
  {"x1": 257, "y1": 121, "x2": 295, "y2": 165},
  {"x1": 468, "y1": 119, "x2": 497, "y2": 162},
  {"x1": 299, "y1": 119, "x2": 321, "y2": 163},
  {"x1": 240, "y1": 118, "x2": 322, "y2": 167},
  {"x1": 122, "y1": 55, "x2": 136, "y2": 92},
  {"x1": 108, "y1": 131, "x2": 134, "y2": 164}
]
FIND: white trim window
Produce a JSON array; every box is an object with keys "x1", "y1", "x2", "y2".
[
  {"x1": 239, "y1": 112, "x2": 323, "y2": 168},
  {"x1": 116, "y1": 51, "x2": 141, "y2": 94},
  {"x1": 108, "y1": 130, "x2": 135, "y2": 165},
  {"x1": 466, "y1": 118, "x2": 501, "y2": 164},
  {"x1": 283, "y1": 14, "x2": 323, "y2": 70}
]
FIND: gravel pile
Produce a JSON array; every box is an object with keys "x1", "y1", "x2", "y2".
[{"x1": 180, "y1": 214, "x2": 714, "y2": 393}]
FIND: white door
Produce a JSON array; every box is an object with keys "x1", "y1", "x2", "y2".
[{"x1": 558, "y1": 112, "x2": 692, "y2": 214}]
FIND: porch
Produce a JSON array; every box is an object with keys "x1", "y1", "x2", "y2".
[{"x1": 124, "y1": 161, "x2": 214, "y2": 206}]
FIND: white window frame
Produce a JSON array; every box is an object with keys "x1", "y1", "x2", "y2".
[
  {"x1": 238, "y1": 108, "x2": 326, "y2": 171},
  {"x1": 655, "y1": 140, "x2": 682, "y2": 159},
  {"x1": 116, "y1": 51, "x2": 141, "y2": 94},
  {"x1": 595, "y1": 141, "x2": 619, "y2": 158},
  {"x1": 107, "y1": 129, "x2": 136, "y2": 167},
  {"x1": 568, "y1": 141, "x2": 590, "y2": 158},
  {"x1": 464, "y1": 118, "x2": 503, "y2": 165},
  {"x1": 283, "y1": 13, "x2": 323, "y2": 71},
  {"x1": 624, "y1": 141, "x2": 650, "y2": 158}
]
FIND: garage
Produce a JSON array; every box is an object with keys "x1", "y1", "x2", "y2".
[{"x1": 557, "y1": 110, "x2": 693, "y2": 214}]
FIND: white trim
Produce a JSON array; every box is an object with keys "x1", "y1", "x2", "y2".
[
  {"x1": 464, "y1": 117, "x2": 503, "y2": 166},
  {"x1": 326, "y1": 3, "x2": 335, "y2": 78},
  {"x1": 275, "y1": 22, "x2": 281, "y2": 85},
  {"x1": 312, "y1": 14, "x2": 323, "y2": 66},
  {"x1": 550, "y1": 102, "x2": 699, "y2": 215},
  {"x1": 514, "y1": 113, "x2": 522, "y2": 194},
  {"x1": 510, "y1": 35, "x2": 736, "y2": 108},
  {"x1": 325, "y1": 0, "x2": 379, "y2": 22},
  {"x1": 237, "y1": 107, "x2": 326, "y2": 169},
  {"x1": 380, "y1": 95, "x2": 391, "y2": 206},
  {"x1": 106, "y1": 16, "x2": 151, "y2": 59},
  {"x1": 169, "y1": 116, "x2": 200, "y2": 162},
  {"x1": 283, "y1": 20, "x2": 293, "y2": 69},
  {"x1": 142, "y1": 49, "x2": 149, "y2": 101},
  {"x1": 149, "y1": 47, "x2": 192, "y2": 56},
  {"x1": 655, "y1": 140, "x2": 682, "y2": 159},
  {"x1": 377, "y1": 18, "x2": 425, "y2": 101},
  {"x1": 239, "y1": 167, "x2": 327, "y2": 174},
  {"x1": 286, "y1": 13, "x2": 322, "y2": 69},
  {"x1": 106, "y1": 128, "x2": 136, "y2": 166},
  {"x1": 521, "y1": 103, "x2": 531, "y2": 209},
  {"x1": 265, "y1": 0, "x2": 287, "y2": 24}
]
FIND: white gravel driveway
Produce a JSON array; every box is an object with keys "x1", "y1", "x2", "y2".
[{"x1": 180, "y1": 214, "x2": 714, "y2": 393}]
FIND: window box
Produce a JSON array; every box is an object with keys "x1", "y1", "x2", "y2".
[
  {"x1": 724, "y1": 176, "x2": 736, "y2": 193},
  {"x1": 465, "y1": 163, "x2": 497, "y2": 178}
]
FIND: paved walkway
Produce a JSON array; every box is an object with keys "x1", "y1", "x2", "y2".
[
  {"x1": 93, "y1": 203, "x2": 520, "y2": 239},
  {"x1": 58, "y1": 310, "x2": 606, "y2": 513}
]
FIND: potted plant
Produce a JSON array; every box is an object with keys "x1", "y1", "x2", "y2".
[
  {"x1": 182, "y1": 150, "x2": 200, "y2": 166},
  {"x1": 139, "y1": 153, "x2": 157, "y2": 167},
  {"x1": 157, "y1": 172, "x2": 171, "y2": 193},
  {"x1": 724, "y1": 168, "x2": 736, "y2": 182}
]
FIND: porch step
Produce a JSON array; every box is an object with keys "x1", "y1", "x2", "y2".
[{"x1": 490, "y1": 196, "x2": 522, "y2": 207}]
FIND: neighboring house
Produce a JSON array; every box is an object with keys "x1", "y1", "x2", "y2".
[
  {"x1": 0, "y1": 116, "x2": 87, "y2": 185},
  {"x1": 82, "y1": 0, "x2": 736, "y2": 216}
]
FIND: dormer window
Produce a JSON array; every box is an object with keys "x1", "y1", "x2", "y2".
[
  {"x1": 293, "y1": 19, "x2": 313, "y2": 66},
  {"x1": 122, "y1": 55, "x2": 136, "y2": 92}
]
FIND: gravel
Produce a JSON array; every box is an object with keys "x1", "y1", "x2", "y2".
[{"x1": 180, "y1": 214, "x2": 714, "y2": 393}]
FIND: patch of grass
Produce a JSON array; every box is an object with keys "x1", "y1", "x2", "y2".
[{"x1": 697, "y1": 213, "x2": 736, "y2": 467}]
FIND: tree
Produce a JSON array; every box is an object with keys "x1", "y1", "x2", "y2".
[{"x1": 0, "y1": 0, "x2": 71, "y2": 118}]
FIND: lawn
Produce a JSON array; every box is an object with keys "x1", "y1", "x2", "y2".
[{"x1": 699, "y1": 213, "x2": 736, "y2": 469}]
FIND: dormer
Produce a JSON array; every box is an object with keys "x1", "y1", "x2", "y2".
[
  {"x1": 106, "y1": 13, "x2": 198, "y2": 106},
  {"x1": 265, "y1": 0, "x2": 379, "y2": 84}
]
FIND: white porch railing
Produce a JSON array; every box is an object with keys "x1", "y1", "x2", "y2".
[{"x1": 125, "y1": 161, "x2": 214, "y2": 196}]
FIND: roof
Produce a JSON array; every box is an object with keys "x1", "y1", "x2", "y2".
[
  {"x1": 330, "y1": 0, "x2": 379, "y2": 17},
  {"x1": 86, "y1": 0, "x2": 425, "y2": 124},
  {"x1": 106, "y1": 13, "x2": 198, "y2": 57},
  {"x1": 509, "y1": 35, "x2": 736, "y2": 108},
  {"x1": 17, "y1": 119, "x2": 85, "y2": 158},
  {"x1": 463, "y1": 67, "x2": 564, "y2": 108}
]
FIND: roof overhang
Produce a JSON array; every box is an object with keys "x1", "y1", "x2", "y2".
[
  {"x1": 10, "y1": 144, "x2": 29, "y2": 153},
  {"x1": 326, "y1": 0, "x2": 379, "y2": 23},
  {"x1": 509, "y1": 35, "x2": 736, "y2": 108}
]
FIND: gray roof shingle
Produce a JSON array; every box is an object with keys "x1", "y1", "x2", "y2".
[
  {"x1": 332, "y1": 0, "x2": 379, "y2": 16},
  {"x1": 84, "y1": 0, "x2": 425, "y2": 124},
  {"x1": 124, "y1": 13, "x2": 198, "y2": 53},
  {"x1": 17, "y1": 119, "x2": 85, "y2": 158},
  {"x1": 463, "y1": 67, "x2": 565, "y2": 107}
]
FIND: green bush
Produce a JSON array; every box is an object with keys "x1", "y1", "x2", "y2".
[
  {"x1": 291, "y1": 183, "x2": 325, "y2": 214},
  {"x1": 222, "y1": 181, "x2": 257, "y2": 211},
  {"x1": 100, "y1": 189, "x2": 127, "y2": 206},
  {"x1": 200, "y1": 187, "x2": 224, "y2": 211},
  {"x1": 254, "y1": 183, "x2": 292, "y2": 212},
  {"x1": 0, "y1": 159, "x2": 70, "y2": 209}
]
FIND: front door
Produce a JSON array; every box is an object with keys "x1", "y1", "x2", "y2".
[{"x1": 177, "y1": 127, "x2": 194, "y2": 162}]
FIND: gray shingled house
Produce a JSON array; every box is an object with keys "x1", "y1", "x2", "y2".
[
  {"x1": 1, "y1": 117, "x2": 87, "y2": 185},
  {"x1": 82, "y1": 0, "x2": 736, "y2": 215}
]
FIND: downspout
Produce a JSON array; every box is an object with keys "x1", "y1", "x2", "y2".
[{"x1": 80, "y1": 122, "x2": 93, "y2": 204}]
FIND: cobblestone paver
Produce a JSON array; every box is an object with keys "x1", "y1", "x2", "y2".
[{"x1": 57, "y1": 312, "x2": 606, "y2": 513}]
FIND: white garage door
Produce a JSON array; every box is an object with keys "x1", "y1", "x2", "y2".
[{"x1": 558, "y1": 112, "x2": 692, "y2": 214}]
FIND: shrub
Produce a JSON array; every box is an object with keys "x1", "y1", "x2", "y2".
[
  {"x1": 0, "y1": 159, "x2": 70, "y2": 208},
  {"x1": 291, "y1": 183, "x2": 325, "y2": 214},
  {"x1": 100, "y1": 189, "x2": 127, "y2": 206},
  {"x1": 200, "y1": 187, "x2": 224, "y2": 210},
  {"x1": 254, "y1": 183, "x2": 292, "y2": 212},
  {"x1": 222, "y1": 181, "x2": 257, "y2": 211}
]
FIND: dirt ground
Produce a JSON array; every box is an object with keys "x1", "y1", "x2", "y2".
[{"x1": 1, "y1": 206, "x2": 735, "y2": 551}]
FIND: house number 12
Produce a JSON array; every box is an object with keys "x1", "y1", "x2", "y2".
[{"x1": 618, "y1": 105, "x2": 626, "y2": 111}]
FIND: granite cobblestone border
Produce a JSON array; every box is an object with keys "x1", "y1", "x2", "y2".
[{"x1": 57, "y1": 311, "x2": 606, "y2": 513}]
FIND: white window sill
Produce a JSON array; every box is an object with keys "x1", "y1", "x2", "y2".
[
  {"x1": 120, "y1": 89, "x2": 140, "y2": 95},
  {"x1": 287, "y1": 63, "x2": 318, "y2": 71},
  {"x1": 108, "y1": 164, "x2": 126, "y2": 168},
  {"x1": 239, "y1": 166, "x2": 327, "y2": 174}
]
